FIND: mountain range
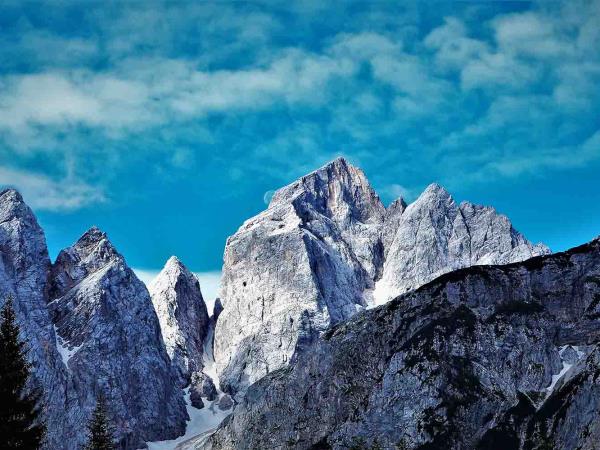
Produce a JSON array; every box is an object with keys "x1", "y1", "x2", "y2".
[{"x1": 3, "y1": 157, "x2": 598, "y2": 450}]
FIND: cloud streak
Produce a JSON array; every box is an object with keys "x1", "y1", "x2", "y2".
[
  {"x1": 0, "y1": 166, "x2": 104, "y2": 211},
  {"x1": 0, "y1": 0, "x2": 599, "y2": 210}
]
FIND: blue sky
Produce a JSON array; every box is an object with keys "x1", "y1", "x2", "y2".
[{"x1": 1, "y1": 0, "x2": 599, "y2": 299}]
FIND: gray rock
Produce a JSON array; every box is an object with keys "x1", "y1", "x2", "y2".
[
  {"x1": 381, "y1": 197, "x2": 406, "y2": 260},
  {"x1": 49, "y1": 227, "x2": 187, "y2": 448},
  {"x1": 0, "y1": 189, "x2": 73, "y2": 449},
  {"x1": 206, "y1": 238, "x2": 600, "y2": 450},
  {"x1": 189, "y1": 388, "x2": 205, "y2": 410},
  {"x1": 214, "y1": 159, "x2": 548, "y2": 396},
  {"x1": 373, "y1": 184, "x2": 550, "y2": 303},
  {"x1": 212, "y1": 298, "x2": 223, "y2": 321},
  {"x1": 191, "y1": 371, "x2": 218, "y2": 402},
  {"x1": 149, "y1": 256, "x2": 210, "y2": 387},
  {"x1": 217, "y1": 394, "x2": 234, "y2": 411},
  {"x1": 214, "y1": 157, "x2": 385, "y2": 396}
]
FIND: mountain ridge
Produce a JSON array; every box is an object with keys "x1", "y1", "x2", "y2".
[
  {"x1": 214, "y1": 157, "x2": 549, "y2": 396},
  {"x1": 205, "y1": 236, "x2": 600, "y2": 450}
]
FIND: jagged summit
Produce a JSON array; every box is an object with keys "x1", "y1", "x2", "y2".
[
  {"x1": 162, "y1": 255, "x2": 190, "y2": 274},
  {"x1": 0, "y1": 187, "x2": 22, "y2": 202},
  {"x1": 421, "y1": 181, "x2": 448, "y2": 194},
  {"x1": 149, "y1": 256, "x2": 210, "y2": 389},
  {"x1": 0, "y1": 187, "x2": 35, "y2": 221},
  {"x1": 387, "y1": 197, "x2": 407, "y2": 210},
  {"x1": 74, "y1": 226, "x2": 113, "y2": 250},
  {"x1": 49, "y1": 227, "x2": 122, "y2": 298},
  {"x1": 151, "y1": 255, "x2": 201, "y2": 294},
  {"x1": 0, "y1": 188, "x2": 74, "y2": 449},
  {"x1": 49, "y1": 227, "x2": 187, "y2": 447},
  {"x1": 215, "y1": 159, "x2": 550, "y2": 396},
  {"x1": 269, "y1": 157, "x2": 385, "y2": 226}
]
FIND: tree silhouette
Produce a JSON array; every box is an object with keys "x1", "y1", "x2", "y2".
[
  {"x1": 0, "y1": 296, "x2": 46, "y2": 449},
  {"x1": 86, "y1": 394, "x2": 115, "y2": 450}
]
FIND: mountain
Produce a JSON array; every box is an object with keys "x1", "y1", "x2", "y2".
[
  {"x1": 149, "y1": 256, "x2": 210, "y2": 386},
  {"x1": 0, "y1": 189, "x2": 73, "y2": 449},
  {"x1": 373, "y1": 183, "x2": 550, "y2": 304},
  {"x1": 149, "y1": 256, "x2": 218, "y2": 408},
  {"x1": 48, "y1": 227, "x2": 187, "y2": 448},
  {"x1": 214, "y1": 157, "x2": 549, "y2": 396},
  {"x1": 205, "y1": 238, "x2": 600, "y2": 450}
]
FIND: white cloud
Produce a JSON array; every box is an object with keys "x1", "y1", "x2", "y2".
[
  {"x1": 492, "y1": 12, "x2": 573, "y2": 59},
  {"x1": 380, "y1": 183, "x2": 415, "y2": 203},
  {"x1": 1, "y1": 0, "x2": 599, "y2": 201},
  {"x1": 133, "y1": 268, "x2": 222, "y2": 315},
  {"x1": 0, "y1": 166, "x2": 104, "y2": 211},
  {"x1": 0, "y1": 72, "x2": 155, "y2": 136},
  {"x1": 0, "y1": 48, "x2": 356, "y2": 139},
  {"x1": 424, "y1": 18, "x2": 488, "y2": 71},
  {"x1": 461, "y1": 52, "x2": 539, "y2": 91}
]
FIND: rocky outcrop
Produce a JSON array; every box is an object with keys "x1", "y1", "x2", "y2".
[
  {"x1": 206, "y1": 238, "x2": 600, "y2": 450},
  {"x1": 149, "y1": 256, "x2": 210, "y2": 387},
  {"x1": 214, "y1": 158, "x2": 548, "y2": 396},
  {"x1": 214, "y1": 158, "x2": 385, "y2": 396},
  {"x1": 48, "y1": 227, "x2": 187, "y2": 448},
  {"x1": 0, "y1": 189, "x2": 73, "y2": 449},
  {"x1": 373, "y1": 184, "x2": 550, "y2": 304}
]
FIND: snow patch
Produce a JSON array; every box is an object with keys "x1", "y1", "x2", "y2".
[
  {"x1": 371, "y1": 279, "x2": 397, "y2": 307},
  {"x1": 146, "y1": 388, "x2": 232, "y2": 450},
  {"x1": 545, "y1": 345, "x2": 583, "y2": 397},
  {"x1": 53, "y1": 325, "x2": 82, "y2": 368}
]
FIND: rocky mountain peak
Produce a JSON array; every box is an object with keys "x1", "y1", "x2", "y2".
[
  {"x1": 0, "y1": 189, "x2": 25, "y2": 216},
  {"x1": 0, "y1": 188, "x2": 29, "y2": 218},
  {"x1": 149, "y1": 256, "x2": 210, "y2": 388},
  {"x1": 269, "y1": 157, "x2": 385, "y2": 226},
  {"x1": 408, "y1": 182, "x2": 455, "y2": 211},
  {"x1": 216, "y1": 159, "x2": 551, "y2": 396},
  {"x1": 162, "y1": 255, "x2": 191, "y2": 278},
  {"x1": 0, "y1": 188, "x2": 74, "y2": 449},
  {"x1": 387, "y1": 197, "x2": 407, "y2": 212},
  {"x1": 72, "y1": 226, "x2": 119, "y2": 261},
  {"x1": 49, "y1": 231, "x2": 187, "y2": 447},
  {"x1": 49, "y1": 227, "x2": 122, "y2": 299}
]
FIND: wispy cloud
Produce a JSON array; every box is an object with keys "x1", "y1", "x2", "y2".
[
  {"x1": 0, "y1": 0, "x2": 599, "y2": 210},
  {"x1": 0, "y1": 166, "x2": 104, "y2": 211}
]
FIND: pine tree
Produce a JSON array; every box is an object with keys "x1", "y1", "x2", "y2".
[
  {"x1": 86, "y1": 394, "x2": 115, "y2": 450},
  {"x1": 0, "y1": 296, "x2": 46, "y2": 449}
]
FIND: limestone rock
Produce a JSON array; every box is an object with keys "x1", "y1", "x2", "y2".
[
  {"x1": 149, "y1": 256, "x2": 210, "y2": 387},
  {"x1": 48, "y1": 227, "x2": 187, "y2": 448},
  {"x1": 206, "y1": 238, "x2": 600, "y2": 450},
  {"x1": 214, "y1": 159, "x2": 548, "y2": 396},
  {"x1": 214, "y1": 157, "x2": 385, "y2": 395},
  {"x1": 0, "y1": 189, "x2": 73, "y2": 449},
  {"x1": 373, "y1": 184, "x2": 550, "y2": 303}
]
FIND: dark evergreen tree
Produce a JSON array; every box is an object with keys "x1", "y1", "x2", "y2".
[
  {"x1": 86, "y1": 394, "x2": 115, "y2": 450},
  {"x1": 0, "y1": 296, "x2": 46, "y2": 449}
]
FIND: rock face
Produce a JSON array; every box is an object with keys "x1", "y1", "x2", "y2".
[
  {"x1": 149, "y1": 256, "x2": 210, "y2": 387},
  {"x1": 214, "y1": 158, "x2": 549, "y2": 395},
  {"x1": 373, "y1": 183, "x2": 550, "y2": 304},
  {"x1": 214, "y1": 158, "x2": 385, "y2": 395},
  {"x1": 206, "y1": 238, "x2": 600, "y2": 450},
  {"x1": 0, "y1": 189, "x2": 73, "y2": 449},
  {"x1": 48, "y1": 227, "x2": 187, "y2": 448}
]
